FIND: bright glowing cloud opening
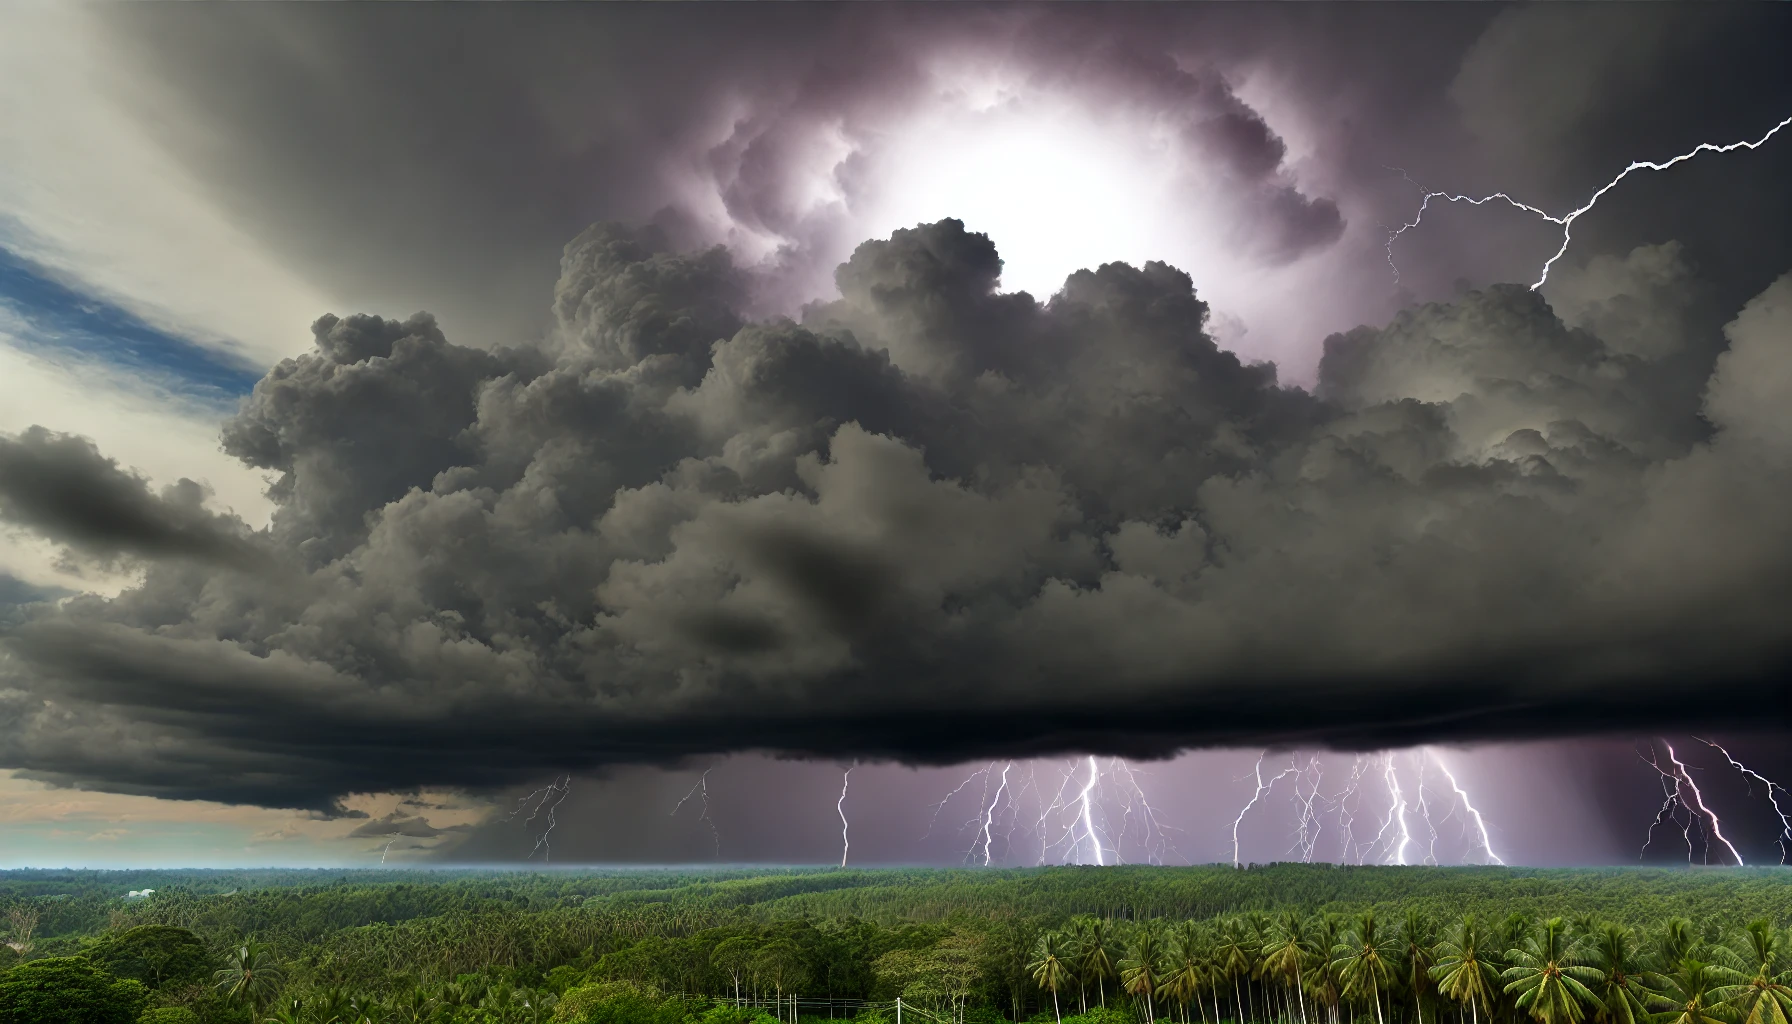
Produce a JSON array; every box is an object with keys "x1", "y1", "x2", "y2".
[{"x1": 860, "y1": 92, "x2": 1202, "y2": 301}]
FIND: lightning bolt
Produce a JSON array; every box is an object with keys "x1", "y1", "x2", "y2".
[
  {"x1": 925, "y1": 763, "x2": 996, "y2": 839},
  {"x1": 979, "y1": 762, "x2": 1012, "y2": 866},
  {"x1": 1698, "y1": 737, "x2": 1792, "y2": 864},
  {"x1": 380, "y1": 837, "x2": 398, "y2": 864},
  {"x1": 1640, "y1": 741, "x2": 1698, "y2": 862},
  {"x1": 1288, "y1": 755, "x2": 1327, "y2": 863},
  {"x1": 1415, "y1": 755, "x2": 1440, "y2": 866},
  {"x1": 1109, "y1": 758, "x2": 1185, "y2": 865},
  {"x1": 837, "y1": 764, "x2": 855, "y2": 867},
  {"x1": 1232, "y1": 752, "x2": 1298, "y2": 867},
  {"x1": 1386, "y1": 114, "x2": 1792, "y2": 289},
  {"x1": 1379, "y1": 754, "x2": 1412, "y2": 865},
  {"x1": 1663, "y1": 741, "x2": 1744, "y2": 866},
  {"x1": 1425, "y1": 748, "x2": 1505, "y2": 866},
  {"x1": 513, "y1": 774, "x2": 572, "y2": 863},
  {"x1": 1074, "y1": 754, "x2": 1106, "y2": 866},
  {"x1": 671, "y1": 766, "x2": 720, "y2": 859}
]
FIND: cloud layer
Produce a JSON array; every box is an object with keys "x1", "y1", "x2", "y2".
[{"x1": 0, "y1": 220, "x2": 1788, "y2": 812}]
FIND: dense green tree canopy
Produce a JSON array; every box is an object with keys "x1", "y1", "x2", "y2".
[
  {"x1": 0, "y1": 867, "x2": 1789, "y2": 1024},
  {"x1": 0, "y1": 957, "x2": 146, "y2": 1024}
]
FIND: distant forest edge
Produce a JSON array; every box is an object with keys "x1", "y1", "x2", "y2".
[{"x1": 1, "y1": 866, "x2": 1789, "y2": 1024}]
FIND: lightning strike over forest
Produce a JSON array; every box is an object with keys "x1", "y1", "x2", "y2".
[
  {"x1": 512, "y1": 775, "x2": 573, "y2": 863},
  {"x1": 1698, "y1": 738, "x2": 1792, "y2": 863},
  {"x1": 672, "y1": 767, "x2": 721, "y2": 859},
  {"x1": 837, "y1": 765, "x2": 854, "y2": 868}
]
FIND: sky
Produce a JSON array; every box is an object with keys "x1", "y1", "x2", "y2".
[{"x1": 1, "y1": 3, "x2": 1791, "y2": 869}]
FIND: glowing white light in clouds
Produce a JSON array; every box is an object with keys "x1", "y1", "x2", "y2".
[{"x1": 860, "y1": 90, "x2": 1201, "y2": 300}]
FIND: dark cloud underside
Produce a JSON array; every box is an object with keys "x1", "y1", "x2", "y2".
[{"x1": 2, "y1": 217, "x2": 1791, "y2": 812}]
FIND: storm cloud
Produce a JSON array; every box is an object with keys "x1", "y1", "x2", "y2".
[
  {"x1": 0, "y1": 426, "x2": 262, "y2": 571},
  {"x1": 1, "y1": 216, "x2": 1789, "y2": 812}
]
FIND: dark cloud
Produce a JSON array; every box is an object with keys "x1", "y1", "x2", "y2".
[
  {"x1": 0, "y1": 427, "x2": 262, "y2": 570},
  {"x1": 346, "y1": 812, "x2": 467, "y2": 840},
  {"x1": 2, "y1": 218, "x2": 1790, "y2": 814}
]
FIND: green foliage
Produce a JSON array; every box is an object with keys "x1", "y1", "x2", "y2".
[
  {"x1": 1059, "y1": 1007, "x2": 1136, "y2": 1024},
  {"x1": 0, "y1": 866, "x2": 1789, "y2": 1024},
  {"x1": 87, "y1": 926, "x2": 212, "y2": 991},
  {"x1": 694, "y1": 1005, "x2": 780, "y2": 1024},
  {"x1": 137, "y1": 1008, "x2": 201, "y2": 1024},
  {"x1": 0, "y1": 956, "x2": 147, "y2": 1024}
]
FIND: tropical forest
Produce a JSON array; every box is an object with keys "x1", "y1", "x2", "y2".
[{"x1": 2, "y1": 867, "x2": 1789, "y2": 1024}]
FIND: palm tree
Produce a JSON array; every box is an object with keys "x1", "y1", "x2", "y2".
[
  {"x1": 1718, "y1": 920, "x2": 1792, "y2": 1024},
  {"x1": 1649, "y1": 961, "x2": 1738, "y2": 1024},
  {"x1": 1122, "y1": 926, "x2": 1168, "y2": 1024},
  {"x1": 1654, "y1": 922, "x2": 1704, "y2": 976},
  {"x1": 215, "y1": 938, "x2": 285, "y2": 1010},
  {"x1": 1032, "y1": 932, "x2": 1074, "y2": 1024},
  {"x1": 391, "y1": 988, "x2": 435, "y2": 1024},
  {"x1": 1082, "y1": 918, "x2": 1121, "y2": 1011},
  {"x1": 1218, "y1": 919, "x2": 1255, "y2": 1024},
  {"x1": 1584, "y1": 923, "x2": 1652, "y2": 1024},
  {"x1": 1245, "y1": 913, "x2": 1274, "y2": 1024},
  {"x1": 1433, "y1": 915, "x2": 1502, "y2": 1024},
  {"x1": 1403, "y1": 910, "x2": 1439, "y2": 1024},
  {"x1": 1312, "y1": 914, "x2": 1348, "y2": 1024},
  {"x1": 1263, "y1": 912, "x2": 1316, "y2": 1024},
  {"x1": 1503, "y1": 918, "x2": 1600, "y2": 1024},
  {"x1": 1336, "y1": 911, "x2": 1400, "y2": 1024},
  {"x1": 308, "y1": 988, "x2": 355, "y2": 1024},
  {"x1": 1163, "y1": 922, "x2": 1212, "y2": 1024},
  {"x1": 261, "y1": 996, "x2": 305, "y2": 1024}
]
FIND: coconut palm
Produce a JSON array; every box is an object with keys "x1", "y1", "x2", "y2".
[
  {"x1": 1262, "y1": 912, "x2": 1316, "y2": 1024},
  {"x1": 1503, "y1": 918, "x2": 1600, "y2": 1024},
  {"x1": 1245, "y1": 913, "x2": 1275, "y2": 1024},
  {"x1": 1335, "y1": 911, "x2": 1401, "y2": 1024},
  {"x1": 308, "y1": 988, "x2": 356, "y2": 1024},
  {"x1": 1081, "y1": 918, "x2": 1122, "y2": 1010},
  {"x1": 1433, "y1": 915, "x2": 1503, "y2": 1024},
  {"x1": 1312, "y1": 914, "x2": 1348, "y2": 1024},
  {"x1": 1216, "y1": 918, "x2": 1258, "y2": 1024},
  {"x1": 1649, "y1": 961, "x2": 1739, "y2": 1024},
  {"x1": 216, "y1": 938, "x2": 285, "y2": 1010},
  {"x1": 1654, "y1": 922, "x2": 1704, "y2": 975},
  {"x1": 1718, "y1": 921, "x2": 1792, "y2": 1024},
  {"x1": 1163, "y1": 921, "x2": 1213, "y2": 1024},
  {"x1": 1584, "y1": 923, "x2": 1652, "y2": 1024},
  {"x1": 1402, "y1": 910, "x2": 1439, "y2": 1024},
  {"x1": 1032, "y1": 931, "x2": 1074, "y2": 1024},
  {"x1": 1122, "y1": 925, "x2": 1168, "y2": 1024}
]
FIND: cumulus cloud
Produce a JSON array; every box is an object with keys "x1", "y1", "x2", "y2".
[{"x1": 0, "y1": 219, "x2": 1788, "y2": 812}]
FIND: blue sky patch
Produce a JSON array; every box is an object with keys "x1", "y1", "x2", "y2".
[{"x1": 0, "y1": 245, "x2": 265, "y2": 403}]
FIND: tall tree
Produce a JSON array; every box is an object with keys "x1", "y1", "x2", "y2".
[
  {"x1": 1402, "y1": 911, "x2": 1438, "y2": 1024},
  {"x1": 1433, "y1": 915, "x2": 1502, "y2": 1024},
  {"x1": 1262, "y1": 912, "x2": 1315, "y2": 1024},
  {"x1": 214, "y1": 938, "x2": 284, "y2": 1011},
  {"x1": 1122, "y1": 925, "x2": 1167, "y2": 1024},
  {"x1": 1336, "y1": 911, "x2": 1400, "y2": 1024},
  {"x1": 1031, "y1": 932, "x2": 1073, "y2": 1024},
  {"x1": 1162, "y1": 921, "x2": 1211, "y2": 1024},
  {"x1": 1081, "y1": 918, "x2": 1121, "y2": 1011}
]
